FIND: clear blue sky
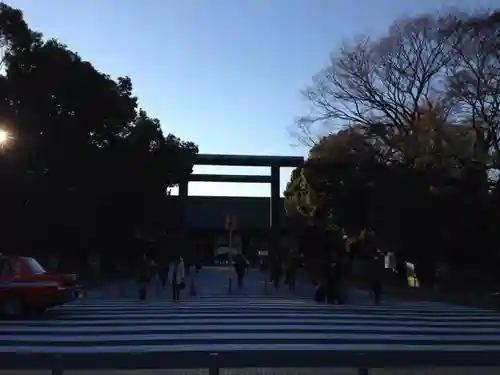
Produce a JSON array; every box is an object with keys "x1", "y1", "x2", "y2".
[{"x1": 9, "y1": 0, "x2": 497, "y2": 197}]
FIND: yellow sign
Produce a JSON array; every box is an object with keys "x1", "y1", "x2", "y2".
[{"x1": 225, "y1": 214, "x2": 237, "y2": 231}]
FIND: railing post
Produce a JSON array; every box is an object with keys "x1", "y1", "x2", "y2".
[
  {"x1": 358, "y1": 368, "x2": 369, "y2": 375},
  {"x1": 52, "y1": 355, "x2": 63, "y2": 375}
]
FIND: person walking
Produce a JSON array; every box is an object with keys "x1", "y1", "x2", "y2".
[
  {"x1": 138, "y1": 254, "x2": 152, "y2": 301},
  {"x1": 285, "y1": 252, "x2": 299, "y2": 291},
  {"x1": 365, "y1": 232, "x2": 383, "y2": 305},
  {"x1": 159, "y1": 259, "x2": 170, "y2": 290},
  {"x1": 168, "y1": 256, "x2": 185, "y2": 302},
  {"x1": 234, "y1": 254, "x2": 248, "y2": 289},
  {"x1": 370, "y1": 252, "x2": 383, "y2": 305},
  {"x1": 149, "y1": 258, "x2": 162, "y2": 297},
  {"x1": 327, "y1": 260, "x2": 343, "y2": 304},
  {"x1": 270, "y1": 256, "x2": 283, "y2": 289}
]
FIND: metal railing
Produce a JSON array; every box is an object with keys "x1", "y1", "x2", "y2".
[{"x1": 3, "y1": 350, "x2": 500, "y2": 374}]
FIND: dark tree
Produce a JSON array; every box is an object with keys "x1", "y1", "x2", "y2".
[
  {"x1": 0, "y1": 3, "x2": 198, "y2": 271},
  {"x1": 287, "y1": 9, "x2": 500, "y2": 289}
]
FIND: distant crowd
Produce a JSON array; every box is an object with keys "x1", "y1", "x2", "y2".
[{"x1": 44, "y1": 245, "x2": 385, "y2": 305}]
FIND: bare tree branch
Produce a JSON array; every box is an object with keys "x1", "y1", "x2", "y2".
[
  {"x1": 446, "y1": 10, "x2": 500, "y2": 162},
  {"x1": 295, "y1": 12, "x2": 459, "y2": 144}
]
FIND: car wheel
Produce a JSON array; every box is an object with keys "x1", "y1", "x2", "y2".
[{"x1": 1, "y1": 295, "x2": 25, "y2": 317}]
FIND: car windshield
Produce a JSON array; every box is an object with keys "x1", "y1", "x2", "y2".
[{"x1": 25, "y1": 258, "x2": 46, "y2": 274}]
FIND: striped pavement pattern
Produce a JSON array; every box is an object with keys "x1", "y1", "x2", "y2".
[{"x1": 1, "y1": 295, "x2": 500, "y2": 369}]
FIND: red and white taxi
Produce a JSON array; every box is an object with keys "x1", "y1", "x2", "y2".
[{"x1": 0, "y1": 254, "x2": 81, "y2": 317}]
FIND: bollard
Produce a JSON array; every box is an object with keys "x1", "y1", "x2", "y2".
[
  {"x1": 189, "y1": 278, "x2": 197, "y2": 296},
  {"x1": 52, "y1": 355, "x2": 63, "y2": 375},
  {"x1": 228, "y1": 276, "x2": 232, "y2": 294},
  {"x1": 264, "y1": 277, "x2": 268, "y2": 294}
]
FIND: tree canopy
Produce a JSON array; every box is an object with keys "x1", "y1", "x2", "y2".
[
  {"x1": 0, "y1": 3, "x2": 198, "y2": 267},
  {"x1": 286, "y1": 9, "x2": 500, "y2": 287}
]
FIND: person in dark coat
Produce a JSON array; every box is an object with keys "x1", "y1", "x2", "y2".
[
  {"x1": 234, "y1": 254, "x2": 248, "y2": 289},
  {"x1": 159, "y1": 259, "x2": 170, "y2": 289},
  {"x1": 168, "y1": 256, "x2": 186, "y2": 302},
  {"x1": 270, "y1": 256, "x2": 283, "y2": 289},
  {"x1": 285, "y1": 253, "x2": 299, "y2": 291},
  {"x1": 138, "y1": 254, "x2": 152, "y2": 300},
  {"x1": 326, "y1": 259, "x2": 343, "y2": 304},
  {"x1": 370, "y1": 253, "x2": 384, "y2": 305}
]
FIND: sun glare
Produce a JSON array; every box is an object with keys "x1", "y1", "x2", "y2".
[{"x1": 0, "y1": 129, "x2": 9, "y2": 146}]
